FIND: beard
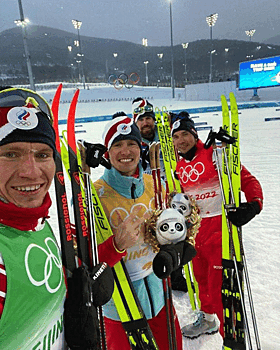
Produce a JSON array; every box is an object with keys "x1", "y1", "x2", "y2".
[{"x1": 140, "y1": 126, "x2": 155, "y2": 141}]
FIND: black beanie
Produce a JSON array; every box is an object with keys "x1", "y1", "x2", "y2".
[
  {"x1": 0, "y1": 105, "x2": 56, "y2": 153},
  {"x1": 171, "y1": 116, "x2": 198, "y2": 139}
]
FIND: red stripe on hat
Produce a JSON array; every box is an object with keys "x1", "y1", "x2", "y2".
[
  {"x1": 133, "y1": 99, "x2": 146, "y2": 122},
  {"x1": 104, "y1": 117, "x2": 132, "y2": 149},
  {"x1": 0, "y1": 108, "x2": 11, "y2": 128}
]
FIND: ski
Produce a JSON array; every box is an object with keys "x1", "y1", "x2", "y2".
[
  {"x1": 52, "y1": 83, "x2": 76, "y2": 274},
  {"x1": 54, "y1": 87, "x2": 107, "y2": 350},
  {"x1": 66, "y1": 89, "x2": 91, "y2": 267},
  {"x1": 229, "y1": 95, "x2": 262, "y2": 350},
  {"x1": 220, "y1": 94, "x2": 235, "y2": 349},
  {"x1": 155, "y1": 107, "x2": 175, "y2": 195},
  {"x1": 154, "y1": 107, "x2": 181, "y2": 194},
  {"x1": 65, "y1": 90, "x2": 111, "y2": 350},
  {"x1": 221, "y1": 93, "x2": 261, "y2": 350},
  {"x1": 155, "y1": 106, "x2": 201, "y2": 312},
  {"x1": 161, "y1": 107, "x2": 181, "y2": 193},
  {"x1": 59, "y1": 103, "x2": 159, "y2": 349},
  {"x1": 229, "y1": 93, "x2": 246, "y2": 348}
]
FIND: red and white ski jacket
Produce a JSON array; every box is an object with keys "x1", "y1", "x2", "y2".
[{"x1": 176, "y1": 140, "x2": 263, "y2": 218}]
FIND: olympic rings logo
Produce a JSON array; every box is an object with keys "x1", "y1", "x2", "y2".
[
  {"x1": 25, "y1": 237, "x2": 63, "y2": 294},
  {"x1": 16, "y1": 120, "x2": 32, "y2": 127},
  {"x1": 178, "y1": 162, "x2": 205, "y2": 184},
  {"x1": 108, "y1": 72, "x2": 140, "y2": 90},
  {"x1": 109, "y1": 201, "x2": 154, "y2": 229}
]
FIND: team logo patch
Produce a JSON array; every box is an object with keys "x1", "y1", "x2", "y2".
[
  {"x1": 172, "y1": 120, "x2": 181, "y2": 130},
  {"x1": 117, "y1": 123, "x2": 131, "y2": 135},
  {"x1": 178, "y1": 162, "x2": 205, "y2": 183},
  {"x1": 7, "y1": 107, "x2": 38, "y2": 130}
]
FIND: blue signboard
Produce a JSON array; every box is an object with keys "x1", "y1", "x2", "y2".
[{"x1": 239, "y1": 56, "x2": 280, "y2": 90}]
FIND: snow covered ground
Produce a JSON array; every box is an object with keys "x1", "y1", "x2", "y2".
[{"x1": 42, "y1": 84, "x2": 280, "y2": 350}]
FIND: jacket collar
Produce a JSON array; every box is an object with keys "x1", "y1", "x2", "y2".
[{"x1": 102, "y1": 164, "x2": 145, "y2": 199}]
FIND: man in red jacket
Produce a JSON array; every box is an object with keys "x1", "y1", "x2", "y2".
[{"x1": 171, "y1": 112, "x2": 263, "y2": 339}]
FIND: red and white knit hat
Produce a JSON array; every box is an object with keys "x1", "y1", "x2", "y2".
[
  {"x1": 102, "y1": 115, "x2": 142, "y2": 150},
  {"x1": 132, "y1": 98, "x2": 155, "y2": 123}
]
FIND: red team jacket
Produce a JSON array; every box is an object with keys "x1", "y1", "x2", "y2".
[{"x1": 176, "y1": 140, "x2": 263, "y2": 217}]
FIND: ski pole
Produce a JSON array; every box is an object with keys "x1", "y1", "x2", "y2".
[
  {"x1": 150, "y1": 143, "x2": 173, "y2": 349},
  {"x1": 213, "y1": 143, "x2": 253, "y2": 350},
  {"x1": 149, "y1": 142, "x2": 160, "y2": 210},
  {"x1": 154, "y1": 145, "x2": 177, "y2": 350},
  {"x1": 52, "y1": 83, "x2": 77, "y2": 274},
  {"x1": 222, "y1": 145, "x2": 261, "y2": 350},
  {"x1": 78, "y1": 140, "x2": 107, "y2": 350},
  {"x1": 155, "y1": 142, "x2": 163, "y2": 209}
]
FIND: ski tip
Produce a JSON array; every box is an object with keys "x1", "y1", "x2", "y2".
[
  {"x1": 52, "y1": 83, "x2": 63, "y2": 101},
  {"x1": 72, "y1": 88, "x2": 80, "y2": 100}
]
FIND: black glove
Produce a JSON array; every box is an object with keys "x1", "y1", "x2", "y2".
[
  {"x1": 141, "y1": 145, "x2": 150, "y2": 171},
  {"x1": 83, "y1": 141, "x2": 111, "y2": 169},
  {"x1": 64, "y1": 263, "x2": 114, "y2": 349},
  {"x1": 64, "y1": 266, "x2": 100, "y2": 349},
  {"x1": 228, "y1": 201, "x2": 260, "y2": 227},
  {"x1": 90, "y1": 262, "x2": 115, "y2": 306},
  {"x1": 204, "y1": 128, "x2": 236, "y2": 149},
  {"x1": 153, "y1": 241, "x2": 196, "y2": 279}
]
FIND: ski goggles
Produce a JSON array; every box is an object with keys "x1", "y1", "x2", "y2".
[
  {"x1": 133, "y1": 105, "x2": 154, "y2": 115},
  {"x1": 0, "y1": 88, "x2": 53, "y2": 124}
]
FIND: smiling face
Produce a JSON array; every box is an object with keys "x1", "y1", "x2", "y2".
[
  {"x1": 108, "y1": 139, "x2": 141, "y2": 176},
  {"x1": 172, "y1": 129, "x2": 197, "y2": 154},
  {"x1": 0, "y1": 142, "x2": 55, "y2": 208},
  {"x1": 136, "y1": 115, "x2": 155, "y2": 141}
]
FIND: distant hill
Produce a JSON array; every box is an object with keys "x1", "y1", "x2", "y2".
[
  {"x1": 263, "y1": 35, "x2": 280, "y2": 46},
  {"x1": 1, "y1": 25, "x2": 280, "y2": 86}
]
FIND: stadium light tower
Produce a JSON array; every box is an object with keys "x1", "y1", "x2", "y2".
[
  {"x1": 144, "y1": 61, "x2": 149, "y2": 85},
  {"x1": 157, "y1": 53, "x2": 163, "y2": 83},
  {"x1": 142, "y1": 38, "x2": 148, "y2": 84},
  {"x1": 15, "y1": 0, "x2": 35, "y2": 91},
  {"x1": 182, "y1": 43, "x2": 189, "y2": 83},
  {"x1": 224, "y1": 47, "x2": 229, "y2": 77},
  {"x1": 245, "y1": 29, "x2": 256, "y2": 41},
  {"x1": 113, "y1": 53, "x2": 118, "y2": 71},
  {"x1": 142, "y1": 38, "x2": 148, "y2": 47},
  {"x1": 72, "y1": 19, "x2": 86, "y2": 88},
  {"x1": 168, "y1": 0, "x2": 175, "y2": 98},
  {"x1": 206, "y1": 13, "x2": 218, "y2": 83}
]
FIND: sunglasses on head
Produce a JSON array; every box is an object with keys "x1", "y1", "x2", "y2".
[
  {"x1": 170, "y1": 113, "x2": 192, "y2": 125},
  {"x1": 0, "y1": 88, "x2": 53, "y2": 123},
  {"x1": 133, "y1": 105, "x2": 153, "y2": 114}
]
